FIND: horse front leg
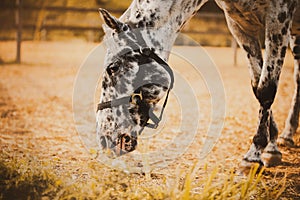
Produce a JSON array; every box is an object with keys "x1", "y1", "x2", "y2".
[
  {"x1": 223, "y1": 15, "x2": 266, "y2": 168},
  {"x1": 254, "y1": 0, "x2": 296, "y2": 167}
]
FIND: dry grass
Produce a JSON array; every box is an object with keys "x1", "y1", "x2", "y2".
[{"x1": 0, "y1": 153, "x2": 284, "y2": 200}]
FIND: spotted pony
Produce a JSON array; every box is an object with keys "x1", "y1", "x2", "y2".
[{"x1": 96, "y1": 0, "x2": 299, "y2": 170}]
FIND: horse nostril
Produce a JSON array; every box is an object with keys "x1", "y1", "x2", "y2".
[{"x1": 124, "y1": 135, "x2": 131, "y2": 142}]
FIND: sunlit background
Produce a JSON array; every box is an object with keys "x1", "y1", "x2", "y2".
[{"x1": 0, "y1": 0, "x2": 231, "y2": 45}]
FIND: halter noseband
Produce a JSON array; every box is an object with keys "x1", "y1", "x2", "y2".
[{"x1": 97, "y1": 47, "x2": 174, "y2": 129}]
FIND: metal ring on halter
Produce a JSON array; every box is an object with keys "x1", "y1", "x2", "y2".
[{"x1": 130, "y1": 91, "x2": 143, "y2": 105}]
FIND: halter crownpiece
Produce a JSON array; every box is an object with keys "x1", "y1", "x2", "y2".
[{"x1": 97, "y1": 47, "x2": 174, "y2": 129}]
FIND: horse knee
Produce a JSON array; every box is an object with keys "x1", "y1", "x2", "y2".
[{"x1": 255, "y1": 81, "x2": 277, "y2": 109}]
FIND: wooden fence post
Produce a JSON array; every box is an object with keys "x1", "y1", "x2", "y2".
[
  {"x1": 15, "y1": 0, "x2": 22, "y2": 63},
  {"x1": 231, "y1": 37, "x2": 238, "y2": 66}
]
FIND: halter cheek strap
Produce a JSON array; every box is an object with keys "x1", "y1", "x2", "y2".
[{"x1": 97, "y1": 48, "x2": 174, "y2": 129}]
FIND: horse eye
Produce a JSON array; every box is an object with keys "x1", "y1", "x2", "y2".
[
  {"x1": 107, "y1": 63, "x2": 120, "y2": 76},
  {"x1": 122, "y1": 25, "x2": 129, "y2": 31}
]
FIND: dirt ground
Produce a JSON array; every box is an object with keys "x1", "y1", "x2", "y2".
[{"x1": 0, "y1": 41, "x2": 299, "y2": 199}]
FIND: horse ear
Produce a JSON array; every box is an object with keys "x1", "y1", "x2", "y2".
[{"x1": 99, "y1": 8, "x2": 123, "y2": 32}]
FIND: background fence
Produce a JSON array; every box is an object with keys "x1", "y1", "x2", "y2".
[{"x1": 0, "y1": 0, "x2": 237, "y2": 64}]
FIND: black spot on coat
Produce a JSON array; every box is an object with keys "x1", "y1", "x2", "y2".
[{"x1": 277, "y1": 12, "x2": 287, "y2": 23}]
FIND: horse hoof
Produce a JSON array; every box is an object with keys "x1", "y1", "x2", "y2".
[
  {"x1": 261, "y1": 150, "x2": 282, "y2": 167},
  {"x1": 277, "y1": 137, "x2": 295, "y2": 148},
  {"x1": 238, "y1": 159, "x2": 263, "y2": 175}
]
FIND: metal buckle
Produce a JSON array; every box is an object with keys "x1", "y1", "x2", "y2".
[{"x1": 130, "y1": 91, "x2": 143, "y2": 105}]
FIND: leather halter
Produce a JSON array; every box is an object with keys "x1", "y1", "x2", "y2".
[{"x1": 97, "y1": 47, "x2": 174, "y2": 129}]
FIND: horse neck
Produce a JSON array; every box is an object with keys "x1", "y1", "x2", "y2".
[{"x1": 120, "y1": 0, "x2": 207, "y2": 61}]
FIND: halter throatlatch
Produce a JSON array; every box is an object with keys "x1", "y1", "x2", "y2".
[{"x1": 97, "y1": 47, "x2": 174, "y2": 129}]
